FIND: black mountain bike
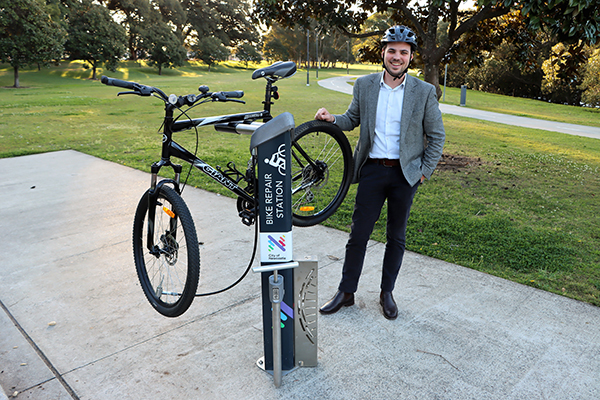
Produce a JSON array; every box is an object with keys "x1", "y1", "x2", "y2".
[{"x1": 101, "y1": 61, "x2": 352, "y2": 317}]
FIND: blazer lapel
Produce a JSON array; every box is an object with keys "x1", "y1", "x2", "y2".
[
  {"x1": 366, "y1": 73, "x2": 381, "y2": 141},
  {"x1": 400, "y1": 75, "x2": 416, "y2": 138}
]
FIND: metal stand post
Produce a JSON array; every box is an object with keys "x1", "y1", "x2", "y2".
[{"x1": 269, "y1": 272, "x2": 283, "y2": 387}]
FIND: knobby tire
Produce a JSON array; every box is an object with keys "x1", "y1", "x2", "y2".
[{"x1": 133, "y1": 186, "x2": 199, "y2": 317}]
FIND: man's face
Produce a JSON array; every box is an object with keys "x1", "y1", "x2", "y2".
[{"x1": 381, "y1": 41, "x2": 413, "y2": 76}]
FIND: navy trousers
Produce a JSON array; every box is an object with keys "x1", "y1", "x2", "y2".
[{"x1": 338, "y1": 162, "x2": 420, "y2": 293}]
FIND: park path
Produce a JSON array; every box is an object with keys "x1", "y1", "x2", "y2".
[{"x1": 318, "y1": 76, "x2": 600, "y2": 140}]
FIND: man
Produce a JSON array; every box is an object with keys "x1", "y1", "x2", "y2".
[{"x1": 315, "y1": 25, "x2": 445, "y2": 319}]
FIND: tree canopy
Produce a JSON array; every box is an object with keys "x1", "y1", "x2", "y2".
[
  {"x1": 65, "y1": 0, "x2": 127, "y2": 79},
  {"x1": 0, "y1": 0, "x2": 65, "y2": 87},
  {"x1": 142, "y1": 19, "x2": 187, "y2": 75},
  {"x1": 191, "y1": 36, "x2": 229, "y2": 72},
  {"x1": 102, "y1": 0, "x2": 260, "y2": 63},
  {"x1": 236, "y1": 42, "x2": 262, "y2": 69},
  {"x1": 254, "y1": 0, "x2": 600, "y2": 97},
  {"x1": 580, "y1": 48, "x2": 600, "y2": 107}
]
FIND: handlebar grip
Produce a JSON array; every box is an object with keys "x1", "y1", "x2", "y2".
[
  {"x1": 222, "y1": 90, "x2": 244, "y2": 99},
  {"x1": 101, "y1": 75, "x2": 136, "y2": 89}
]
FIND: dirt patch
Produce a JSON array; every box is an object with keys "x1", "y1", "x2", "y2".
[{"x1": 436, "y1": 153, "x2": 484, "y2": 172}]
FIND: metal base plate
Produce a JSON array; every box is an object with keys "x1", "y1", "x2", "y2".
[{"x1": 256, "y1": 356, "x2": 299, "y2": 376}]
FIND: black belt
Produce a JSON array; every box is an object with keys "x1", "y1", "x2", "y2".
[{"x1": 367, "y1": 158, "x2": 400, "y2": 167}]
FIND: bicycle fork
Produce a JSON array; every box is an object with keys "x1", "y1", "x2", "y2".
[{"x1": 146, "y1": 160, "x2": 183, "y2": 256}]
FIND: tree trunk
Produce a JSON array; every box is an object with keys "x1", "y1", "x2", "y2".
[
  {"x1": 129, "y1": 34, "x2": 137, "y2": 61},
  {"x1": 13, "y1": 66, "x2": 20, "y2": 88},
  {"x1": 422, "y1": 6, "x2": 443, "y2": 99},
  {"x1": 423, "y1": 62, "x2": 442, "y2": 99},
  {"x1": 92, "y1": 65, "x2": 97, "y2": 80},
  {"x1": 159, "y1": 65, "x2": 162, "y2": 75}
]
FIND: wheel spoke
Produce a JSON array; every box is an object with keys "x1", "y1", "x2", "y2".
[{"x1": 133, "y1": 187, "x2": 199, "y2": 317}]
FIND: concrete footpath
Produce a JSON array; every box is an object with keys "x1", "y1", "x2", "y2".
[
  {"x1": 318, "y1": 76, "x2": 600, "y2": 140},
  {"x1": 1, "y1": 150, "x2": 599, "y2": 399}
]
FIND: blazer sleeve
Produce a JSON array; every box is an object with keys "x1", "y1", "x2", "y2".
[
  {"x1": 333, "y1": 77, "x2": 362, "y2": 131},
  {"x1": 421, "y1": 84, "x2": 445, "y2": 179}
]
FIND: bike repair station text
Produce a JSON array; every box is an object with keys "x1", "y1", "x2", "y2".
[{"x1": 263, "y1": 173, "x2": 285, "y2": 224}]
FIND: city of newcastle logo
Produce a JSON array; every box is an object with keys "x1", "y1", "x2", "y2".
[
  {"x1": 260, "y1": 232, "x2": 292, "y2": 262},
  {"x1": 264, "y1": 143, "x2": 286, "y2": 176},
  {"x1": 267, "y1": 235, "x2": 286, "y2": 252}
]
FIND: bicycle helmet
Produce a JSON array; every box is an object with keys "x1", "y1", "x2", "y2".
[
  {"x1": 381, "y1": 25, "x2": 417, "y2": 81},
  {"x1": 381, "y1": 25, "x2": 418, "y2": 52}
]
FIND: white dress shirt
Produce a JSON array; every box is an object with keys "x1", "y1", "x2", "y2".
[{"x1": 368, "y1": 75, "x2": 405, "y2": 160}]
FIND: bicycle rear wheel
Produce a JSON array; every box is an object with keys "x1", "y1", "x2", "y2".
[
  {"x1": 291, "y1": 120, "x2": 353, "y2": 227},
  {"x1": 133, "y1": 186, "x2": 199, "y2": 317}
]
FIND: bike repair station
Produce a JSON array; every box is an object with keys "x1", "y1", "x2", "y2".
[{"x1": 250, "y1": 112, "x2": 318, "y2": 387}]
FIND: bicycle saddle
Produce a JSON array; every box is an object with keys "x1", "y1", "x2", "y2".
[{"x1": 252, "y1": 61, "x2": 297, "y2": 81}]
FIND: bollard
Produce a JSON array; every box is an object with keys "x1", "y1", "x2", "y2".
[{"x1": 460, "y1": 84, "x2": 467, "y2": 106}]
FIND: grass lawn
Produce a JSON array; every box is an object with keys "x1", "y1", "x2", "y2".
[{"x1": 1, "y1": 60, "x2": 599, "y2": 307}]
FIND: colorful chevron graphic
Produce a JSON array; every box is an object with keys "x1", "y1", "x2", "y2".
[{"x1": 267, "y1": 234, "x2": 286, "y2": 252}]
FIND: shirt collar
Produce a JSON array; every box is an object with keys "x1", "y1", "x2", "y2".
[{"x1": 380, "y1": 73, "x2": 406, "y2": 91}]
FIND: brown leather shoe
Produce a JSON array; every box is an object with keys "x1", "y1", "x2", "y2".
[
  {"x1": 319, "y1": 291, "x2": 355, "y2": 314},
  {"x1": 380, "y1": 291, "x2": 398, "y2": 320}
]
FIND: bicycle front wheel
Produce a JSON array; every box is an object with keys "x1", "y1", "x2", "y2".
[
  {"x1": 291, "y1": 120, "x2": 353, "y2": 227},
  {"x1": 133, "y1": 186, "x2": 199, "y2": 317}
]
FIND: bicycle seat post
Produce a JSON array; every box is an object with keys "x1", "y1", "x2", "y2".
[{"x1": 262, "y1": 79, "x2": 275, "y2": 122}]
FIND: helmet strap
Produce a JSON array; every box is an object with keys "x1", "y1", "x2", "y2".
[{"x1": 382, "y1": 58, "x2": 412, "y2": 81}]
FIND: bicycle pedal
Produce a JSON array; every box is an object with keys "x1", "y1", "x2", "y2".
[{"x1": 239, "y1": 210, "x2": 255, "y2": 226}]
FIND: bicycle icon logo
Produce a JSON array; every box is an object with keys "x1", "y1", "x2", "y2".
[{"x1": 264, "y1": 144, "x2": 286, "y2": 176}]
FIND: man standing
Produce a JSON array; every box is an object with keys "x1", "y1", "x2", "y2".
[{"x1": 315, "y1": 25, "x2": 445, "y2": 319}]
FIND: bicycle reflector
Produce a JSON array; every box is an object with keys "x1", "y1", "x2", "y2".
[
  {"x1": 299, "y1": 206, "x2": 315, "y2": 212},
  {"x1": 163, "y1": 206, "x2": 175, "y2": 218}
]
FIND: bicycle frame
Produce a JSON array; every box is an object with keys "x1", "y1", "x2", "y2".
[
  {"x1": 162, "y1": 110, "x2": 320, "y2": 205},
  {"x1": 104, "y1": 60, "x2": 325, "y2": 253},
  {"x1": 153, "y1": 101, "x2": 318, "y2": 209},
  {"x1": 145, "y1": 104, "x2": 268, "y2": 253}
]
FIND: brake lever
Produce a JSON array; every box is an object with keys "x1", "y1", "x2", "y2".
[{"x1": 117, "y1": 91, "x2": 140, "y2": 96}]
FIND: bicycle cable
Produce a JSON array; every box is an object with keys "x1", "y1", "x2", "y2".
[
  {"x1": 196, "y1": 171, "x2": 259, "y2": 297},
  {"x1": 171, "y1": 104, "x2": 258, "y2": 297},
  {"x1": 169, "y1": 105, "x2": 198, "y2": 195}
]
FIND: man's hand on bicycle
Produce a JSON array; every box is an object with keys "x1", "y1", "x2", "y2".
[{"x1": 315, "y1": 108, "x2": 335, "y2": 123}]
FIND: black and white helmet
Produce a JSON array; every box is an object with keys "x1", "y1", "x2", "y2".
[{"x1": 381, "y1": 25, "x2": 418, "y2": 52}]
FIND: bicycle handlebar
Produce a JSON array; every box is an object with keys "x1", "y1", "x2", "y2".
[
  {"x1": 101, "y1": 75, "x2": 162, "y2": 98},
  {"x1": 101, "y1": 75, "x2": 244, "y2": 106},
  {"x1": 220, "y1": 91, "x2": 244, "y2": 99},
  {"x1": 101, "y1": 75, "x2": 135, "y2": 89}
]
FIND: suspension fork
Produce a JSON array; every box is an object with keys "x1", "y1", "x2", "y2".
[
  {"x1": 146, "y1": 161, "x2": 183, "y2": 254},
  {"x1": 146, "y1": 104, "x2": 183, "y2": 254}
]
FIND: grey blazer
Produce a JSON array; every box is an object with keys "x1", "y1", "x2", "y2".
[{"x1": 334, "y1": 72, "x2": 446, "y2": 186}]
